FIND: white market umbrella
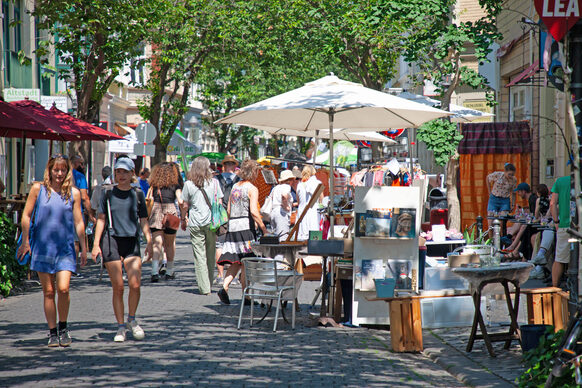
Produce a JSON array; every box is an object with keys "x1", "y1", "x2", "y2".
[
  {"x1": 217, "y1": 74, "x2": 451, "y2": 236},
  {"x1": 255, "y1": 126, "x2": 397, "y2": 143},
  {"x1": 397, "y1": 91, "x2": 495, "y2": 123}
]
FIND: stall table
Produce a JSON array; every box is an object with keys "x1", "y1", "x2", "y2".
[
  {"x1": 453, "y1": 262, "x2": 533, "y2": 357},
  {"x1": 425, "y1": 239, "x2": 465, "y2": 258}
]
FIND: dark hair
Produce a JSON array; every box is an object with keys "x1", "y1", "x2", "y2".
[
  {"x1": 101, "y1": 166, "x2": 112, "y2": 180},
  {"x1": 139, "y1": 168, "x2": 150, "y2": 176},
  {"x1": 504, "y1": 163, "x2": 516, "y2": 172},
  {"x1": 536, "y1": 183, "x2": 549, "y2": 197}
]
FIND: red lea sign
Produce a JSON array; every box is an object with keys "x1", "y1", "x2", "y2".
[{"x1": 534, "y1": 0, "x2": 581, "y2": 41}]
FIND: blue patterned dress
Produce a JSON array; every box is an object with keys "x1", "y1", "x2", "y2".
[{"x1": 30, "y1": 185, "x2": 77, "y2": 274}]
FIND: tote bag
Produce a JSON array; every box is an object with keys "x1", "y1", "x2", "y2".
[{"x1": 200, "y1": 181, "x2": 228, "y2": 235}]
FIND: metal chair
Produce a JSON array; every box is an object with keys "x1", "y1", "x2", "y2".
[{"x1": 238, "y1": 257, "x2": 299, "y2": 331}]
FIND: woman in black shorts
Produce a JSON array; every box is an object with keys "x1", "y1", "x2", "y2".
[
  {"x1": 148, "y1": 162, "x2": 184, "y2": 282},
  {"x1": 92, "y1": 157, "x2": 153, "y2": 342}
]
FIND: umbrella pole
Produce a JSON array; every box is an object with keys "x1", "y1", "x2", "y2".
[{"x1": 328, "y1": 109, "x2": 335, "y2": 239}]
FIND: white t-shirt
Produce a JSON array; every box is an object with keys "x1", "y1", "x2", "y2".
[
  {"x1": 271, "y1": 183, "x2": 291, "y2": 211},
  {"x1": 181, "y1": 179, "x2": 223, "y2": 228}
]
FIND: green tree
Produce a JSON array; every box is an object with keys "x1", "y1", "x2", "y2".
[
  {"x1": 34, "y1": 0, "x2": 148, "y2": 157},
  {"x1": 398, "y1": 0, "x2": 503, "y2": 230}
]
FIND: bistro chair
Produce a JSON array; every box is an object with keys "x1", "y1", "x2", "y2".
[{"x1": 238, "y1": 257, "x2": 300, "y2": 331}]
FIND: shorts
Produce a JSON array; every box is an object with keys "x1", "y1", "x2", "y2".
[
  {"x1": 555, "y1": 228, "x2": 571, "y2": 264},
  {"x1": 150, "y1": 227, "x2": 177, "y2": 235},
  {"x1": 487, "y1": 194, "x2": 511, "y2": 212},
  {"x1": 100, "y1": 234, "x2": 141, "y2": 263}
]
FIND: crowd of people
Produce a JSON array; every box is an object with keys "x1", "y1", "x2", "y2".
[{"x1": 16, "y1": 154, "x2": 324, "y2": 347}]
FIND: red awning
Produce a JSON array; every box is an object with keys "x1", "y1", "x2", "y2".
[
  {"x1": 0, "y1": 100, "x2": 69, "y2": 141},
  {"x1": 505, "y1": 62, "x2": 540, "y2": 88},
  {"x1": 49, "y1": 106, "x2": 124, "y2": 141}
]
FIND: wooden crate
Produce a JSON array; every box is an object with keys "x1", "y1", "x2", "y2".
[
  {"x1": 523, "y1": 287, "x2": 569, "y2": 331},
  {"x1": 388, "y1": 297, "x2": 423, "y2": 352}
]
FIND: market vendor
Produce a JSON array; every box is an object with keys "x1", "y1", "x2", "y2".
[{"x1": 486, "y1": 163, "x2": 517, "y2": 216}]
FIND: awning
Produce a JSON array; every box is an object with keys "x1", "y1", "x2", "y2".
[
  {"x1": 505, "y1": 62, "x2": 540, "y2": 88},
  {"x1": 114, "y1": 122, "x2": 135, "y2": 136}
]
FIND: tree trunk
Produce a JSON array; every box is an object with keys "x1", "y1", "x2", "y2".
[
  {"x1": 446, "y1": 156, "x2": 461, "y2": 231},
  {"x1": 151, "y1": 136, "x2": 167, "y2": 166}
]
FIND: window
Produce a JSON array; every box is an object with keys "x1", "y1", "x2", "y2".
[
  {"x1": 13, "y1": 0, "x2": 21, "y2": 52},
  {"x1": 130, "y1": 44, "x2": 146, "y2": 86},
  {"x1": 510, "y1": 86, "x2": 530, "y2": 121}
]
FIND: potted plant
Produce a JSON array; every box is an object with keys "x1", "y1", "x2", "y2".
[{"x1": 461, "y1": 224, "x2": 492, "y2": 258}]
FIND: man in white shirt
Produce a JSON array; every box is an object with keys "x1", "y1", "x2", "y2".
[{"x1": 270, "y1": 170, "x2": 294, "y2": 241}]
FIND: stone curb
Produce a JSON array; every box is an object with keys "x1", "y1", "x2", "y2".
[{"x1": 422, "y1": 330, "x2": 517, "y2": 387}]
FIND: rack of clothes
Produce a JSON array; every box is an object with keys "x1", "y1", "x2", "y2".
[{"x1": 350, "y1": 162, "x2": 424, "y2": 188}]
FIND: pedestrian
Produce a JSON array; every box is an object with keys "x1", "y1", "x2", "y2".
[
  {"x1": 91, "y1": 157, "x2": 152, "y2": 342},
  {"x1": 270, "y1": 170, "x2": 294, "y2": 241},
  {"x1": 90, "y1": 166, "x2": 112, "y2": 216},
  {"x1": 550, "y1": 175, "x2": 572, "y2": 287},
  {"x1": 486, "y1": 163, "x2": 517, "y2": 216},
  {"x1": 17, "y1": 155, "x2": 87, "y2": 347},
  {"x1": 213, "y1": 155, "x2": 240, "y2": 285},
  {"x1": 217, "y1": 159, "x2": 267, "y2": 305},
  {"x1": 297, "y1": 165, "x2": 324, "y2": 240},
  {"x1": 70, "y1": 154, "x2": 96, "y2": 276},
  {"x1": 181, "y1": 156, "x2": 223, "y2": 295},
  {"x1": 148, "y1": 162, "x2": 184, "y2": 282},
  {"x1": 503, "y1": 182, "x2": 536, "y2": 253},
  {"x1": 138, "y1": 168, "x2": 150, "y2": 194}
]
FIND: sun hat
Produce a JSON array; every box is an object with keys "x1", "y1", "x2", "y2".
[
  {"x1": 279, "y1": 170, "x2": 295, "y2": 183},
  {"x1": 292, "y1": 166, "x2": 301, "y2": 178},
  {"x1": 114, "y1": 157, "x2": 135, "y2": 171},
  {"x1": 514, "y1": 182, "x2": 530, "y2": 192},
  {"x1": 222, "y1": 155, "x2": 239, "y2": 166}
]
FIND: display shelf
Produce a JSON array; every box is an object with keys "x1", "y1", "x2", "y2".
[{"x1": 352, "y1": 184, "x2": 425, "y2": 326}]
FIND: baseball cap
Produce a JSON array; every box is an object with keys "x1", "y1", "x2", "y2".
[
  {"x1": 114, "y1": 157, "x2": 135, "y2": 171},
  {"x1": 514, "y1": 182, "x2": 530, "y2": 192}
]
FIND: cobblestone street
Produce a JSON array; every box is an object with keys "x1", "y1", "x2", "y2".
[{"x1": 0, "y1": 231, "x2": 466, "y2": 387}]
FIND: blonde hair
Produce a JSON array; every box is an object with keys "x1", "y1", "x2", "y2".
[
  {"x1": 42, "y1": 156, "x2": 73, "y2": 202},
  {"x1": 301, "y1": 165, "x2": 316, "y2": 181},
  {"x1": 189, "y1": 157, "x2": 213, "y2": 187}
]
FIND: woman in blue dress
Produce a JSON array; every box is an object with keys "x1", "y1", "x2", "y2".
[{"x1": 17, "y1": 155, "x2": 87, "y2": 347}]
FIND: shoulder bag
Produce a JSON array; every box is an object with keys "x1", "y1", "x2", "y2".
[
  {"x1": 200, "y1": 181, "x2": 228, "y2": 236},
  {"x1": 158, "y1": 188, "x2": 181, "y2": 231},
  {"x1": 15, "y1": 191, "x2": 40, "y2": 266},
  {"x1": 260, "y1": 187, "x2": 273, "y2": 222},
  {"x1": 145, "y1": 187, "x2": 154, "y2": 216}
]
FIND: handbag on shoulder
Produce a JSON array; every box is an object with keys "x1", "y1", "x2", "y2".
[{"x1": 158, "y1": 188, "x2": 181, "y2": 231}]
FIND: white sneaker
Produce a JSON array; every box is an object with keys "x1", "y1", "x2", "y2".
[
  {"x1": 529, "y1": 265, "x2": 546, "y2": 280},
  {"x1": 127, "y1": 320, "x2": 145, "y2": 340},
  {"x1": 531, "y1": 253, "x2": 547, "y2": 265},
  {"x1": 114, "y1": 326, "x2": 126, "y2": 342}
]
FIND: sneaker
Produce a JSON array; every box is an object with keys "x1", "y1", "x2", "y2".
[
  {"x1": 59, "y1": 328, "x2": 72, "y2": 347},
  {"x1": 213, "y1": 276, "x2": 224, "y2": 286},
  {"x1": 126, "y1": 320, "x2": 145, "y2": 340},
  {"x1": 151, "y1": 274, "x2": 159, "y2": 283},
  {"x1": 72, "y1": 272, "x2": 84, "y2": 279},
  {"x1": 159, "y1": 263, "x2": 167, "y2": 276},
  {"x1": 532, "y1": 253, "x2": 547, "y2": 266},
  {"x1": 114, "y1": 326, "x2": 126, "y2": 342},
  {"x1": 164, "y1": 273, "x2": 175, "y2": 281},
  {"x1": 218, "y1": 288, "x2": 230, "y2": 305},
  {"x1": 529, "y1": 265, "x2": 546, "y2": 280},
  {"x1": 48, "y1": 333, "x2": 59, "y2": 347}
]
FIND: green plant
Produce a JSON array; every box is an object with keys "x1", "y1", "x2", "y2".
[
  {"x1": 517, "y1": 328, "x2": 576, "y2": 387},
  {"x1": 0, "y1": 213, "x2": 28, "y2": 297},
  {"x1": 462, "y1": 223, "x2": 490, "y2": 245}
]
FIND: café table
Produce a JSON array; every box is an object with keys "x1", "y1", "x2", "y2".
[
  {"x1": 250, "y1": 241, "x2": 306, "y2": 269},
  {"x1": 452, "y1": 262, "x2": 533, "y2": 357},
  {"x1": 487, "y1": 215, "x2": 514, "y2": 237}
]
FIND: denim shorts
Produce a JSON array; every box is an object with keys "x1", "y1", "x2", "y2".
[{"x1": 487, "y1": 194, "x2": 511, "y2": 212}]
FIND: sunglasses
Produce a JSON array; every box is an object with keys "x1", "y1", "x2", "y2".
[{"x1": 51, "y1": 154, "x2": 69, "y2": 160}]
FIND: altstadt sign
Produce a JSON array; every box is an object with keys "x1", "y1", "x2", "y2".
[{"x1": 535, "y1": 0, "x2": 581, "y2": 41}]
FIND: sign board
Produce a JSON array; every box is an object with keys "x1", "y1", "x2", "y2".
[
  {"x1": 3, "y1": 88, "x2": 40, "y2": 102},
  {"x1": 135, "y1": 122, "x2": 156, "y2": 143},
  {"x1": 133, "y1": 144, "x2": 156, "y2": 157},
  {"x1": 534, "y1": 0, "x2": 581, "y2": 41},
  {"x1": 40, "y1": 95, "x2": 68, "y2": 112}
]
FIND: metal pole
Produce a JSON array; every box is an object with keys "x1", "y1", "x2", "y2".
[{"x1": 329, "y1": 109, "x2": 335, "y2": 239}]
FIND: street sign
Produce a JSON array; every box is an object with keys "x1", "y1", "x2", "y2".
[
  {"x1": 135, "y1": 122, "x2": 156, "y2": 143},
  {"x1": 535, "y1": 0, "x2": 581, "y2": 41},
  {"x1": 133, "y1": 144, "x2": 156, "y2": 156}
]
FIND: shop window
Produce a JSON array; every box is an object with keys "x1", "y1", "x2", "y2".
[{"x1": 510, "y1": 86, "x2": 530, "y2": 121}]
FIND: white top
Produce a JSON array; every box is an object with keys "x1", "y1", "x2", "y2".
[
  {"x1": 181, "y1": 179, "x2": 223, "y2": 228},
  {"x1": 271, "y1": 183, "x2": 291, "y2": 211},
  {"x1": 297, "y1": 176, "x2": 321, "y2": 240}
]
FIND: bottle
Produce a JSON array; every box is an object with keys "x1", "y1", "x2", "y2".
[{"x1": 85, "y1": 221, "x2": 94, "y2": 235}]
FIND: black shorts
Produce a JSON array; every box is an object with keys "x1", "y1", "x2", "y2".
[
  {"x1": 150, "y1": 227, "x2": 177, "y2": 235},
  {"x1": 100, "y1": 234, "x2": 141, "y2": 263}
]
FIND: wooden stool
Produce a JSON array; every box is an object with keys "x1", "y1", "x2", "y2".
[
  {"x1": 523, "y1": 287, "x2": 569, "y2": 331},
  {"x1": 389, "y1": 297, "x2": 423, "y2": 352}
]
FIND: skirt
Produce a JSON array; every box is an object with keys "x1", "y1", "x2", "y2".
[
  {"x1": 218, "y1": 216, "x2": 256, "y2": 265},
  {"x1": 149, "y1": 202, "x2": 179, "y2": 230}
]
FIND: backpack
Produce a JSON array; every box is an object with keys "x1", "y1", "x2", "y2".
[{"x1": 215, "y1": 173, "x2": 240, "y2": 206}]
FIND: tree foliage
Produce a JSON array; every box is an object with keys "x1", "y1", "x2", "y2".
[{"x1": 417, "y1": 120, "x2": 463, "y2": 166}]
